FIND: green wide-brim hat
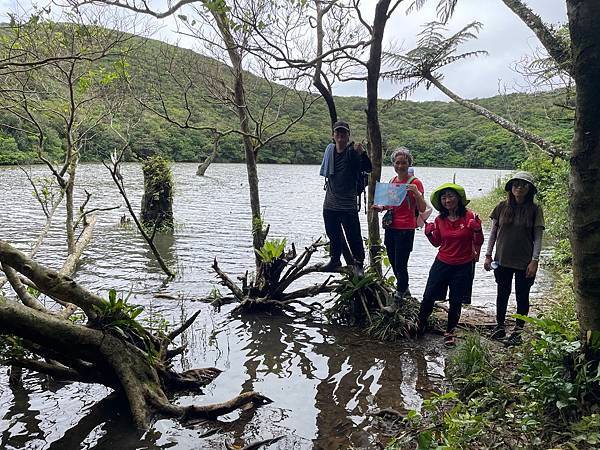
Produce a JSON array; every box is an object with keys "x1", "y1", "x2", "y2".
[{"x1": 430, "y1": 182, "x2": 470, "y2": 211}]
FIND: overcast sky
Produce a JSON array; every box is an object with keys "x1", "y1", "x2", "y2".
[
  {"x1": 337, "y1": 0, "x2": 568, "y2": 101},
  {"x1": 0, "y1": 0, "x2": 568, "y2": 102}
]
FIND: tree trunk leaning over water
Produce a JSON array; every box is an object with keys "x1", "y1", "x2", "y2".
[
  {"x1": 0, "y1": 241, "x2": 270, "y2": 429},
  {"x1": 197, "y1": 135, "x2": 220, "y2": 176},
  {"x1": 425, "y1": 74, "x2": 566, "y2": 160},
  {"x1": 566, "y1": 0, "x2": 600, "y2": 342},
  {"x1": 105, "y1": 151, "x2": 175, "y2": 278}
]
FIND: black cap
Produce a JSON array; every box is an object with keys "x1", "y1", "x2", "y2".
[{"x1": 332, "y1": 121, "x2": 350, "y2": 132}]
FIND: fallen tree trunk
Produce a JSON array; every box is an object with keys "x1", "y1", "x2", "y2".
[{"x1": 0, "y1": 240, "x2": 270, "y2": 429}]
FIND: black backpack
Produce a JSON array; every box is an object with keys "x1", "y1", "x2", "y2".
[{"x1": 356, "y1": 170, "x2": 369, "y2": 212}]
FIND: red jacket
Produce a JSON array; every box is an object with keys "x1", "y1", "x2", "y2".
[{"x1": 425, "y1": 210, "x2": 484, "y2": 265}]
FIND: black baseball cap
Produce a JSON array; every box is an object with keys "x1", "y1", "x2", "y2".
[{"x1": 332, "y1": 121, "x2": 350, "y2": 132}]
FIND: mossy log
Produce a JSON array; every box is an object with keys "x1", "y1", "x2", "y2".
[{"x1": 0, "y1": 240, "x2": 270, "y2": 429}]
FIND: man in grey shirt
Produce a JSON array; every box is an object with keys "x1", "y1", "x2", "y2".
[{"x1": 320, "y1": 121, "x2": 372, "y2": 276}]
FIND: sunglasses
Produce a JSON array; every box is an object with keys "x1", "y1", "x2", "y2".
[{"x1": 512, "y1": 180, "x2": 530, "y2": 188}]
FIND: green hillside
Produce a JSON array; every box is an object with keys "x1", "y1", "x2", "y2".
[{"x1": 0, "y1": 29, "x2": 573, "y2": 169}]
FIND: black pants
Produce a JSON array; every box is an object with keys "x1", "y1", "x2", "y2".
[
  {"x1": 419, "y1": 259, "x2": 473, "y2": 333},
  {"x1": 494, "y1": 265, "x2": 535, "y2": 328},
  {"x1": 323, "y1": 209, "x2": 365, "y2": 264},
  {"x1": 384, "y1": 228, "x2": 415, "y2": 293}
]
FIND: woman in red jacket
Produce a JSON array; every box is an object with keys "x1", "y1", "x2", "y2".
[{"x1": 418, "y1": 183, "x2": 484, "y2": 346}]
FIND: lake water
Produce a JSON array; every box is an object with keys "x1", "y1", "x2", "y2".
[{"x1": 0, "y1": 163, "x2": 548, "y2": 449}]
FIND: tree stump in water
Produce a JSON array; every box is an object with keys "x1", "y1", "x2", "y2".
[{"x1": 141, "y1": 155, "x2": 174, "y2": 230}]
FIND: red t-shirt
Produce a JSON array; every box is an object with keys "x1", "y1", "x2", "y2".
[
  {"x1": 389, "y1": 176, "x2": 424, "y2": 229},
  {"x1": 426, "y1": 210, "x2": 484, "y2": 265}
]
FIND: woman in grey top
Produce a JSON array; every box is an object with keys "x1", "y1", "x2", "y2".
[{"x1": 484, "y1": 172, "x2": 545, "y2": 345}]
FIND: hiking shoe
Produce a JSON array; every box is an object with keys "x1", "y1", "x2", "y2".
[
  {"x1": 320, "y1": 260, "x2": 342, "y2": 272},
  {"x1": 505, "y1": 331, "x2": 523, "y2": 347},
  {"x1": 490, "y1": 325, "x2": 506, "y2": 340},
  {"x1": 443, "y1": 332, "x2": 457, "y2": 347},
  {"x1": 382, "y1": 305, "x2": 398, "y2": 314},
  {"x1": 393, "y1": 290, "x2": 405, "y2": 301},
  {"x1": 354, "y1": 262, "x2": 365, "y2": 277}
]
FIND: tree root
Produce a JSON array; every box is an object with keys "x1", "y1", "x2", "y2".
[
  {"x1": 212, "y1": 238, "x2": 337, "y2": 314},
  {"x1": 0, "y1": 241, "x2": 271, "y2": 430}
]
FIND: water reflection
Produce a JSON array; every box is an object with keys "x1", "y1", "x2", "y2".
[{"x1": 1, "y1": 163, "x2": 537, "y2": 449}]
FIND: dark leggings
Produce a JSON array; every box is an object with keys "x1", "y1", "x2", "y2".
[
  {"x1": 494, "y1": 265, "x2": 535, "y2": 328},
  {"x1": 323, "y1": 209, "x2": 365, "y2": 264},
  {"x1": 419, "y1": 259, "x2": 473, "y2": 333},
  {"x1": 384, "y1": 228, "x2": 415, "y2": 293}
]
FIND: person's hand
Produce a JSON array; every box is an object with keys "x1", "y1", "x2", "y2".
[
  {"x1": 355, "y1": 142, "x2": 365, "y2": 154},
  {"x1": 483, "y1": 255, "x2": 493, "y2": 271},
  {"x1": 424, "y1": 222, "x2": 435, "y2": 237},
  {"x1": 526, "y1": 260, "x2": 538, "y2": 278},
  {"x1": 467, "y1": 215, "x2": 482, "y2": 232},
  {"x1": 371, "y1": 204, "x2": 384, "y2": 212},
  {"x1": 406, "y1": 184, "x2": 421, "y2": 195}
]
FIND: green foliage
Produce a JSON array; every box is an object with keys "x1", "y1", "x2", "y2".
[
  {"x1": 0, "y1": 24, "x2": 574, "y2": 168},
  {"x1": 0, "y1": 334, "x2": 30, "y2": 362},
  {"x1": 366, "y1": 298, "x2": 422, "y2": 340},
  {"x1": 517, "y1": 315, "x2": 600, "y2": 421},
  {"x1": 448, "y1": 333, "x2": 497, "y2": 398},
  {"x1": 255, "y1": 238, "x2": 286, "y2": 263},
  {"x1": 326, "y1": 268, "x2": 389, "y2": 327},
  {"x1": 92, "y1": 289, "x2": 156, "y2": 359},
  {"x1": 142, "y1": 155, "x2": 174, "y2": 190},
  {"x1": 386, "y1": 293, "x2": 600, "y2": 449}
]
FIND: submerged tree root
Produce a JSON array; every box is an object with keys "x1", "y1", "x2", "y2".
[
  {"x1": 0, "y1": 240, "x2": 271, "y2": 429},
  {"x1": 212, "y1": 238, "x2": 337, "y2": 313}
]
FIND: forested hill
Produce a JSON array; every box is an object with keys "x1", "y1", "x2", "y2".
[{"x1": 0, "y1": 30, "x2": 572, "y2": 169}]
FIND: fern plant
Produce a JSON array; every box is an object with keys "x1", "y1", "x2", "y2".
[{"x1": 255, "y1": 238, "x2": 287, "y2": 263}]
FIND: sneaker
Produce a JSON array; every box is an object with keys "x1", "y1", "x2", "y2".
[
  {"x1": 320, "y1": 260, "x2": 342, "y2": 272},
  {"x1": 354, "y1": 262, "x2": 365, "y2": 277},
  {"x1": 505, "y1": 331, "x2": 522, "y2": 347},
  {"x1": 382, "y1": 305, "x2": 398, "y2": 314},
  {"x1": 393, "y1": 290, "x2": 405, "y2": 300},
  {"x1": 443, "y1": 332, "x2": 457, "y2": 347},
  {"x1": 490, "y1": 325, "x2": 506, "y2": 340}
]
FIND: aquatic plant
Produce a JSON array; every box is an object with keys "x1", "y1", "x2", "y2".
[
  {"x1": 366, "y1": 297, "x2": 422, "y2": 340},
  {"x1": 326, "y1": 268, "x2": 391, "y2": 326},
  {"x1": 255, "y1": 238, "x2": 287, "y2": 263}
]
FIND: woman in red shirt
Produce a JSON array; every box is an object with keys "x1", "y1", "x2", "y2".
[
  {"x1": 373, "y1": 147, "x2": 426, "y2": 301},
  {"x1": 418, "y1": 183, "x2": 484, "y2": 346}
]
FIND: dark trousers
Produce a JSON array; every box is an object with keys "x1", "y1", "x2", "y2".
[
  {"x1": 419, "y1": 259, "x2": 473, "y2": 333},
  {"x1": 384, "y1": 228, "x2": 415, "y2": 293},
  {"x1": 494, "y1": 265, "x2": 535, "y2": 328},
  {"x1": 323, "y1": 209, "x2": 365, "y2": 264}
]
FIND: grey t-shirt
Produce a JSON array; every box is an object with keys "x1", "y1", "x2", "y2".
[
  {"x1": 491, "y1": 202, "x2": 545, "y2": 270},
  {"x1": 323, "y1": 145, "x2": 371, "y2": 211}
]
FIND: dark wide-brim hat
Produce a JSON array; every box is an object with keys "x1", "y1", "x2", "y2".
[
  {"x1": 505, "y1": 171, "x2": 537, "y2": 193},
  {"x1": 430, "y1": 182, "x2": 470, "y2": 211}
]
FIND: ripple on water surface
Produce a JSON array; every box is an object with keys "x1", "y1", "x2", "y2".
[{"x1": 1, "y1": 163, "x2": 551, "y2": 449}]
